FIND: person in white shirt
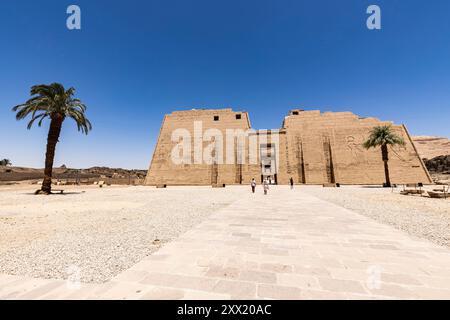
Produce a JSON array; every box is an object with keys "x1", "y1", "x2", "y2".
[{"x1": 263, "y1": 178, "x2": 270, "y2": 195}]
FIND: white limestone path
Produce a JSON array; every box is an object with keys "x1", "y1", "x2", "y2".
[{"x1": 2, "y1": 187, "x2": 450, "y2": 299}]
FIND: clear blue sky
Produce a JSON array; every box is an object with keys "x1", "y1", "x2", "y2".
[{"x1": 1, "y1": 0, "x2": 449, "y2": 169}]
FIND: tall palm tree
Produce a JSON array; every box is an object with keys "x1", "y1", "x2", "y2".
[
  {"x1": 363, "y1": 125, "x2": 405, "y2": 187},
  {"x1": 12, "y1": 83, "x2": 91, "y2": 194}
]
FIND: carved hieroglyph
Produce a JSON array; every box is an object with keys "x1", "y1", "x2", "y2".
[{"x1": 145, "y1": 109, "x2": 432, "y2": 185}]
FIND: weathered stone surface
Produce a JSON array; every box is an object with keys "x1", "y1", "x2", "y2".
[{"x1": 145, "y1": 109, "x2": 432, "y2": 185}]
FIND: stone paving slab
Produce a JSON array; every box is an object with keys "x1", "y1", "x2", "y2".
[{"x1": 2, "y1": 187, "x2": 450, "y2": 299}]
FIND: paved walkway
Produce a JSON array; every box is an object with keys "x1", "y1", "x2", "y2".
[{"x1": 2, "y1": 188, "x2": 450, "y2": 299}]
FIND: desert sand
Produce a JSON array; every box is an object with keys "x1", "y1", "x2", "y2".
[
  {"x1": 0, "y1": 185, "x2": 243, "y2": 283},
  {"x1": 1, "y1": 184, "x2": 449, "y2": 286}
]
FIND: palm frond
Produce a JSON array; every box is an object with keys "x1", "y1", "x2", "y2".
[
  {"x1": 12, "y1": 83, "x2": 92, "y2": 133},
  {"x1": 363, "y1": 125, "x2": 405, "y2": 149}
]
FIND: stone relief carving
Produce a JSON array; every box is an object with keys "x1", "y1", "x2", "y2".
[
  {"x1": 346, "y1": 135, "x2": 366, "y2": 163},
  {"x1": 390, "y1": 144, "x2": 413, "y2": 162}
]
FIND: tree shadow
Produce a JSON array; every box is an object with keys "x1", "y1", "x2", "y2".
[
  {"x1": 360, "y1": 185, "x2": 396, "y2": 189},
  {"x1": 24, "y1": 191, "x2": 86, "y2": 195}
]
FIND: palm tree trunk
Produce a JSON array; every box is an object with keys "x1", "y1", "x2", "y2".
[
  {"x1": 41, "y1": 116, "x2": 64, "y2": 194},
  {"x1": 381, "y1": 144, "x2": 391, "y2": 187}
]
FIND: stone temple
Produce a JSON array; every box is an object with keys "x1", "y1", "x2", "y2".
[{"x1": 145, "y1": 108, "x2": 432, "y2": 186}]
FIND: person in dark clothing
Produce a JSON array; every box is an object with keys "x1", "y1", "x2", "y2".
[
  {"x1": 251, "y1": 178, "x2": 256, "y2": 193},
  {"x1": 290, "y1": 177, "x2": 294, "y2": 190}
]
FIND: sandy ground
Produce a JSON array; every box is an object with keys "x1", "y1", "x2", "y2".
[
  {"x1": 302, "y1": 185, "x2": 450, "y2": 247},
  {"x1": 0, "y1": 185, "x2": 243, "y2": 283},
  {"x1": 1, "y1": 184, "x2": 449, "y2": 285}
]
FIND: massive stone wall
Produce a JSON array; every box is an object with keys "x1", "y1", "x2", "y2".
[
  {"x1": 279, "y1": 110, "x2": 431, "y2": 185},
  {"x1": 145, "y1": 108, "x2": 432, "y2": 185},
  {"x1": 145, "y1": 109, "x2": 256, "y2": 185}
]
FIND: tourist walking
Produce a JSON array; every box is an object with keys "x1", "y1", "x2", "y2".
[
  {"x1": 263, "y1": 178, "x2": 269, "y2": 195},
  {"x1": 290, "y1": 177, "x2": 294, "y2": 190},
  {"x1": 251, "y1": 178, "x2": 256, "y2": 193}
]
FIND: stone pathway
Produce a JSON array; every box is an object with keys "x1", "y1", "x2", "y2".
[{"x1": 2, "y1": 187, "x2": 450, "y2": 299}]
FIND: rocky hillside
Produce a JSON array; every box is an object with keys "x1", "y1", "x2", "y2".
[
  {"x1": 412, "y1": 136, "x2": 450, "y2": 184},
  {"x1": 2, "y1": 136, "x2": 449, "y2": 184},
  {"x1": 424, "y1": 155, "x2": 450, "y2": 184},
  {"x1": 0, "y1": 166, "x2": 147, "y2": 182},
  {"x1": 412, "y1": 136, "x2": 450, "y2": 159},
  {"x1": 425, "y1": 155, "x2": 450, "y2": 174}
]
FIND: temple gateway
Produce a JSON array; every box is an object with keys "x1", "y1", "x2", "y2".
[{"x1": 145, "y1": 109, "x2": 431, "y2": 186}]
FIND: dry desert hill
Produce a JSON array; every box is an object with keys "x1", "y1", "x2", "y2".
[
  {"x1": 1, "y1": 136, "x2": 449, "y2": 185},
  {"x1": 0, "y1": 166, "x2": 147, "y2": 185},
  {"x1": 412, "y1": 136, "x2": 450, "y2": 159},
  {"x1": 413, "y1": 136, "x2": 450, "y2": 184}
]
